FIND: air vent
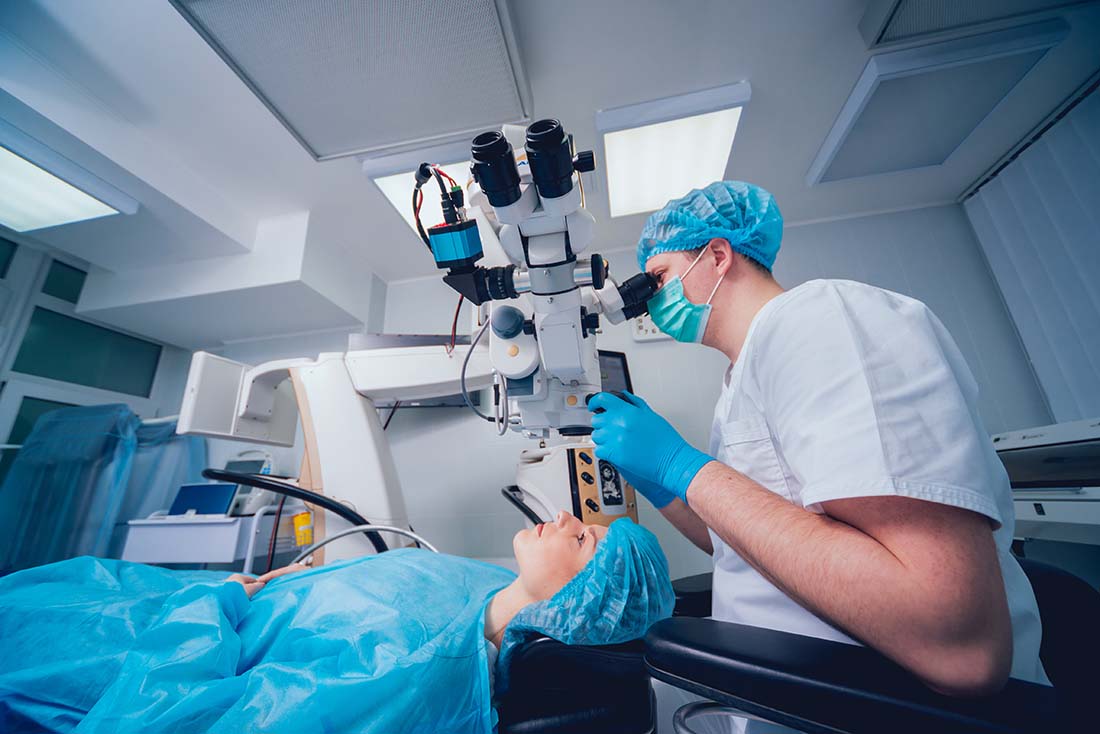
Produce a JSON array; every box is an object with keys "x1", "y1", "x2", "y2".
[
  {"x1": 861, "y1": 0, "x2": 1088, "y2": 47},
  {"x1": 806, "y1": 19, "x2": 1068, "y2": 185},
  {"x1": 170, "y1": 0, "x2": 531, "y2": 161}
]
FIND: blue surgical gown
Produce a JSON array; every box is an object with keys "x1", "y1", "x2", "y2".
[{"x1": 0, "y1": 550, "x2": 516, "y2": 733}]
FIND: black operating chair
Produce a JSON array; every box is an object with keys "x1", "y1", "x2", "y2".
[{"x1": 497, "y1": 557, "x2": 1097, "y2": 733}]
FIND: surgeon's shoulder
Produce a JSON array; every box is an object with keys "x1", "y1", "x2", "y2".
[
  {"x1": 767, "y1": 279, "x2": 928, "y2": 327},
  {"x1": 754, "y1": 279, "x2": 934, "y2": 355}
]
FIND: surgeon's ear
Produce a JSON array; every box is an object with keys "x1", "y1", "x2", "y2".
[{"x1": 707, "y1": 238, "x2": 734, "y2": 278}]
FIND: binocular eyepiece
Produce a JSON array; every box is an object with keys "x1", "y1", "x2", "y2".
[{"x1": 470, "y1": 119, "x2": 594, "y2": 208}]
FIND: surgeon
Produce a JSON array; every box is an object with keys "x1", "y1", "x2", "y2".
[{"x1": 588, "y1": 181, "x2": 1049, "y2": 702}]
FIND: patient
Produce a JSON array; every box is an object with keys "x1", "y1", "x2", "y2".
[{"x1": 0, "y1": 512, "x2": 672, "y2": 734}]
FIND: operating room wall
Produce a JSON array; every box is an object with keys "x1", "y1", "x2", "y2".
[
  {"x1": 964, "y1": 88, "x2": 1100, "y2": 423},
  {"x1": 379, "y1": 203, "x2": 1052, "y2": 578}
]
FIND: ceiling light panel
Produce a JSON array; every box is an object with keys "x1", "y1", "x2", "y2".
[
  {"x1": 171, "y1": 0, "x2": 531, "y2": 160},
  {"x1": 373, "y1": 161, "x2": 471, "y2": 236},
  {"x1": 0, "y1": 145, "x2": 118, "y2": 232},
  {"x1": 603, "y1": 107, "x2": 742, "y2": 218},
  {"x1": 596, "y1": 82, "x2": 750, "y2": 219},
  {"x1": 806, "y1": 19, "x2": 1068, "y2": 185}
]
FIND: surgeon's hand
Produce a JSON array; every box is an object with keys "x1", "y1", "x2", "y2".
[
  {"x1": 618, "y1": 466, "x2": 678, "y2": 509},
  {"x1": 588, "y1": 391, "x2": 714, "y2": 504}
]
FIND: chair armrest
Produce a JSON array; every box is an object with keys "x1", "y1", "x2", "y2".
[
  {"x1": 672, "y1": 572, "x2": 712, "y2": 617},
  {"x1": 498, "y1": 637, "x2": 652, "y2": 734},
  {"x1": 645, "y1": 618, "x2": 1058, "y2": 734}
]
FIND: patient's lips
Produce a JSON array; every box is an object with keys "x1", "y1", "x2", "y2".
[{"x1": 537, "y1": 523, "x2": 544, "y2": 537}]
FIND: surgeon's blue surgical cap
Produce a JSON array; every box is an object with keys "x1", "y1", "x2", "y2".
[
  {"x1": 496, "y1": 518, "x2": 674, "y2": 691},
  {"x1": 637, "y1": 180, "x2": 783, "y2": 272}
]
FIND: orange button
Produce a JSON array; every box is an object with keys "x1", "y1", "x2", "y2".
[{"x1": 566, "y1": 395, "x2": 578, "y2": 406}]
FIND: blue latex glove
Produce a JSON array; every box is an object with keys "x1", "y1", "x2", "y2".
[
  {"x1": 617, "y1": 465, "x2": 678, "y2": 509},
  {"x1": 588, "y1": 391, "x2": 713, "y2": 504}
]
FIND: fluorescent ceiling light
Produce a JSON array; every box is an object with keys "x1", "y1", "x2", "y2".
[
  {"x1": 373, "y1": 161, "x2": 471, "y2": 236},
  {"x1": 596, "y1": 81, "x2": 750, "y2": 218},
  {"x1": 0, "y1": 145, "x2": 119, "y2": 232},
  {"x1": 604, "y1": 108, "x2": 742, "y2": 218}
]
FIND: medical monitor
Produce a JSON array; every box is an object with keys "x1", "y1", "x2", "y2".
[
  {"x1": 598, "y1": 350, "x2": 634, "y2": 394},
  {"x1": 169, "y1": 483, "x2": 238, "y2": 516}
]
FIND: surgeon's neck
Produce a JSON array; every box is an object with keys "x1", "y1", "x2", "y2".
[
  {"x1": 706, "y1": 270, "x2": 785, "y2": 364},
  {"x1": 484, "y1": 579, "x2": 537, "y2": 648}
]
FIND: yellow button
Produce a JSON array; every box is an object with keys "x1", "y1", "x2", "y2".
[
  {"x1": 566, "y1": 395, "x2": 578, "y2": 406},
  {"x1": 508, "y1": 344, "x2": 519, "y2": 357}
]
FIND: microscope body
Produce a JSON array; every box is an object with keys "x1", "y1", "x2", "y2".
[{"x1": 422, "y1": 118, "x2": 657, "y2": 525}]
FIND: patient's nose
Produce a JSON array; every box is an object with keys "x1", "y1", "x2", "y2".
[{"x1": 555, "y1": 511, "x2": 579, "y2": 530}]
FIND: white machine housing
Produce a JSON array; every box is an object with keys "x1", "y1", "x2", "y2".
[
  {"x1": 177, "y1": 345, "x2": 494, "y2": 561},
  {"x1": 993, "y1": 417, "x2": 1100, "y2": 546}
]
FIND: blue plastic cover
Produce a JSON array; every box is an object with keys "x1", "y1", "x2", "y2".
[
  {"x1": 0, "y1": 551, "x2": 515, "y2": 733},
  {"x1": 636, "y1": 180, "x2": 783, "y2": 272},
  {"x1": 0, "y1": 405, "x2": 207, "y2": 570},
  {"x1": 0, "y1": 405, "x2": 139, "y2": 571},
  {"x1": 496, "y1": 518, "x2": 675, "y2": 692}
]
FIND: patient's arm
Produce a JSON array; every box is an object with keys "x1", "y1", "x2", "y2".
[{"x1": 227, "y1": 563, "x2": 309, "y2": 598}]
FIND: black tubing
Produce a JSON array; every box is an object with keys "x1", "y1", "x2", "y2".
[{"x1": 203, "y1": 469, "x2": 388, "y2": 554}]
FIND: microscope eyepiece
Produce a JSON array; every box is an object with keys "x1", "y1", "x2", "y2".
[
  {"x1": 617, "y1": 272, "x2": 660, "y2": 319},
  {"x1": 525, "y1": 119, "x2": 576, "y2": 200},
  {"x1": 471, "y1": 131, "x2": 522, "y2": 208}
]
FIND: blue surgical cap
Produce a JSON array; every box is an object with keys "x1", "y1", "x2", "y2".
[
  {"x1": 637, "y1": 180, "x2": 783, "y2": 272},
  {"x1": 496, "y1": 518, "x2": 674, "y2": 691}
]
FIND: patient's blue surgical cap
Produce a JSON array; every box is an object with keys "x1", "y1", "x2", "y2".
[
  {"x1": 497, "y1": 518, "x2": 674, "y2": 690},
  {"x1": 637, "y1": 180, "x2": 783, "y2": 272}
]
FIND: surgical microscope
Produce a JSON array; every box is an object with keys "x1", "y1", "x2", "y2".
[{"x1": 415, "y1": 118, "x2": 658, "y2": 529}]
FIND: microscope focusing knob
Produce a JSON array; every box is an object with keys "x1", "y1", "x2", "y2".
[
  {"x1": 573, "y1": 150, "x2": 596, "y2": 173},
  {"x1": 590, "y1": 254, "x2": 606, "y2": 290}
]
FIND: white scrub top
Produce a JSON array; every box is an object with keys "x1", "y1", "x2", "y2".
[{"x1": 707, "y1": 279, "x2": 1048, "y2": 686}]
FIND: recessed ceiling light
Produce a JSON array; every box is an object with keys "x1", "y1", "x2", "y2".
[
  {"x1": 372, "y1": 160, "x2": 471, "y2": 237},
  {"x1": 596, "y1": 82, "x2": 751, "y2": 218},
  {"x1": 0, "y1": 119, "x2": 138, "y2": 233},
  {"x1": 0, "y1": 145, "x2": 118, "y2": 232}
]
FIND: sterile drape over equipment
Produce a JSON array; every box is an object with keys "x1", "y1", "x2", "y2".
[
  {"x1": 0, "y1": 405, "x2": 205, "y2": 572},
  {"x1": 175, "y1": 118, "x2": 660, "y2": 561}
]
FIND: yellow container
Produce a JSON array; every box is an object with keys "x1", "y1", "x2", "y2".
[{"x1": 292, "y1": 512, "x2": 313, "y2": 547}]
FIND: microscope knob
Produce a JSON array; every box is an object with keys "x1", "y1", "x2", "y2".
[
  {"x1": 491, "y1": 305, "x2": 526, "y2": 339},
  {"x1": 573, "y1": 150, "x2": 595, "y2": 173},
  {"x1": 590, "y1": 254, "x2": 606, "y2": 290}
]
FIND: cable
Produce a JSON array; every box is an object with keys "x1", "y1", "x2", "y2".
[
  {"x1": 494, "y1": 370, "x2": 510, "y2": 436},
  {"x1": 569, "y1": 133, "x2": 586, "y2": 208},
  {"x1": 292, "y1": 525, "x2": 438, "y2": 565},
  {"x1": 446, "y1": 294, "x2": 464, "y2": 355},
  {"x1": 431, "y1": 167, "x2": 449, "y2": 197},
  {"x1": 413, "y1": 187, "x2": 430, "y2": 248},
  {"x1": 433, "y1": 166, "x2": 457, "y2": 187},
  {"x1": 461, "y1": 317, "x2": 497, "y2": 422},
  {"x1": 382, "y1": 400, "x2": 400, "y2": 430},
  {"x1": 265, "y1": 494, "x2": 287, "y2": 573},
  {"x1": 202, "y1": 469, "x2": 388, "y2": 554}
]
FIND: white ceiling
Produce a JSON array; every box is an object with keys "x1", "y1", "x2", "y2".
[{"x1": 2, "y1": 0, "x2": 1099, "y2": 292}]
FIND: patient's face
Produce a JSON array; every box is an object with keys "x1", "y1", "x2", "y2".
[{"x1": 513, "y1": 511, "x2": 609, "y2": 600}]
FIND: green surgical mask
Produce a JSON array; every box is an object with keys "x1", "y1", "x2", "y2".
[{"x1": 646, "y1": 248, "x2": 723, "y2": 343}]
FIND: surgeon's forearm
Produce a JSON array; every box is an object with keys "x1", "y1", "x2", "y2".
[
  {"x1": 686, "y1": 461, "x2": 1011, "y2": 696},
  {"x1": 659, "y1": 499, "x2": 713, "y2": 554}
]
